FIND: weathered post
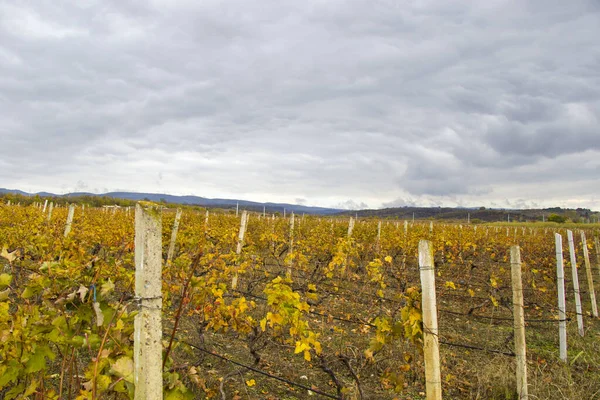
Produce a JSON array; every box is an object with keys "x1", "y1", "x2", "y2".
[
  {"x1": 42, "y1": 199, "x2": 48, "y2": 213},
  {"x1": 376, "y1": 221, "x2": 382, "y2": 253},
  {"x1": 347, "y1": 217, "x2": 355, "y2": 238},
  {"x1": 232, "y1": 211, "x2": 248, "y2": 289},
  {"x1": 418, "y1": 240, "x2": 441, "y2": 400},
  {"x1": 47, "y1": 202, "x2": 54, "y2": 222},
  {"x1": 166, "y1": 208, "x2": 182, "y2": 265},
  {"x1": 511, "y1": 246, "x2": 528, "y2": 399},
  {"x1": 134, "y1": 203, "x2": 163, "y2": 400},
  {"x1": 580, "y1": 231, "x2": 598, "y2": 317},
  {"x1": 567, "y1": 230, "x2": 585, "y2": 336},
  {"x1": 63, "y1": 204, "x2": 75, "y2": 237},
  {"x1": 555, "y1": 233, "x2": 567, "y2": 362},
  {"x1": 595, "y1": 236, "x2": 600, "y2": 276},
  {"x1": 287, "y1": 212, "x2": 295, "y2": 276}
]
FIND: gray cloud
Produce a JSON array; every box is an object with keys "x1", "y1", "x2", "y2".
[{"x1": 0, "y1": 0, "x2": 599, "y2": 209}]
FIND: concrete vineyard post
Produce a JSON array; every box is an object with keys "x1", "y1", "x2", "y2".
[
  {"x1": 347, "y1": 217, "x2": 355, "y2": 238},
  {"x1": 376, "y1": 221, "x2": 381, "y2": 253},
  {"x1": 232, "y1": 211, "x2": 248, "y2": 289},
  {"x1": 511, "y1": 246, "x2": 528, "y2": 399},
  {"x1": 47, "y1": 202, "x2": 54, "y2": 222},
  {"x1": 404, "y1": 220, "x2": 408, "y2": 235},
  {"x1": 555, "y1": 233, "x2": 567, "y2": 362},
  {"x1": 166, "y1": 208, "x2": 182, "y2": 265},
  {"x1": 204, "y1": 210, "x2": 209, "y2": 232},
  {"x1": 288, "y1": 213, "x2": 295, "y2": 276},
  {"x1": 134, "y1": 203, "x2": 163, "y2": 400},
  {"x1": 236, "y1": 211, "x2": 248, "y2": 254},
  {"x1": 42, "y1": 199, "x2": 48, "y2": 213},
  {"x1": 418, "y1": 240, "x2": 442, "y2": 400},
  {"x1": 594, "y1": 236, "x2": 600, "y2": 276},
  {"x1": 236, "y1": 202, "x2": 239, "y2": 217},
  {"x1": 580, "y1": 231, "x2": 598, "y2": 317},
  {"x1": 429, "y1": 221, "x2": 433, "y2": 234},
  {"x1": 567, "y1": 230, "x2": 585, "y2": 336},
  {"x1": 63, "y1": 204, "x2": 75, "y2": 237}
]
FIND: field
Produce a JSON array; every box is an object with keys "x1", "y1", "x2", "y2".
[{"x1": 1, "y1": 203, "x2": 600, "y2": 399}]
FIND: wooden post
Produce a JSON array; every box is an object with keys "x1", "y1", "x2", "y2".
[
  {"x1": 580, "y1": 231, "x2": 598, "y2": 317},
  {"x1": 46, "y1": 202, "x2": 54, "y2": 222},
  {"x1": 134, "y1": 203, "x2": 163, "y2": 400},
  {"x1": 418, "y1": 240, "x2": 442, "y2": 400},
  {"x1": 166, "y1": 208, "x2": 182, "y2": 265},
  {"x1": 232, "y1": 211, "x2": 248, "y2": 289},
  {"x1": 555, "y1": 233, "x2": 567, "y2": 362},
  {"x1": 567, "y1": 230, "x2": 585, "y2": 336},
  {"x1": 511, "y1": 246, "x2": 528, "y2": 399},
  {"x1": 63, "y1": 204, "x2": 75, "y2": 237}
]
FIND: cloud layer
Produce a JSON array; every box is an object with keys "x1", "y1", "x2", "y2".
[{"x1": 1, "y1": 0, "x2": 599, "y2": 209}]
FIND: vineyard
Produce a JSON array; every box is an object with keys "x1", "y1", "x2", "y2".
[{"x1": 1, "y1": 202, "x2": 600, "y2": 399}]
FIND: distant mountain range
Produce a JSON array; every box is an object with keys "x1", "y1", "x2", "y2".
[
  {"x1": 0, "y1": 188, "x2": 342, "y2": 215},
  {"x1": 2, "y1": 188, "x2": 597, "y2": 222}
]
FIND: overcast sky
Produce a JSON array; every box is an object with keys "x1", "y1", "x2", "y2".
[{"x1": 1, "y1": 1, "x2": 599, "y2": 210}]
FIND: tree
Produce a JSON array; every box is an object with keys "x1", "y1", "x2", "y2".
[{"x1": 547, "y1": 213, "x2": 567, "y2": 223}]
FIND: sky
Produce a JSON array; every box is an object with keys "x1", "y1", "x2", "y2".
[{"x1": 1, "y1": 0, "x2": 599, "y2": 210}]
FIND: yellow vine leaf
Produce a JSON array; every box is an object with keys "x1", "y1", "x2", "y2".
[
  {"x1": 445, "y1": 281, "x2": 457, "y2": 290},
  {"x1": 490, "y1": 295, "x2": 499, "y2": 307}
]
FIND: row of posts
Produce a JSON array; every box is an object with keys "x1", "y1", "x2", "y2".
[{"x1": 419, "y1": 228, "x2": 599, "y2": 400}]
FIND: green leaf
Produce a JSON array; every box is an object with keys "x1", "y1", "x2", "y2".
[
  {"x1": 0, "y1": 273, "x2": 12, "y2": 289},
  {"x1": 25, "y1": 345, "x2": 55, "y2": 373},
  {"x1": 164, "y1": 388, "x2": 195, "y2": 400},
  {"x1": 4, "y1": 383, "x2": 24, "y2": 400},
  {"x1": 0, "y1": 363, "x2": 20, "y2": 389},
  {"x1": 21, "y1": 286, "x2": 37, "y2": 299}
]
